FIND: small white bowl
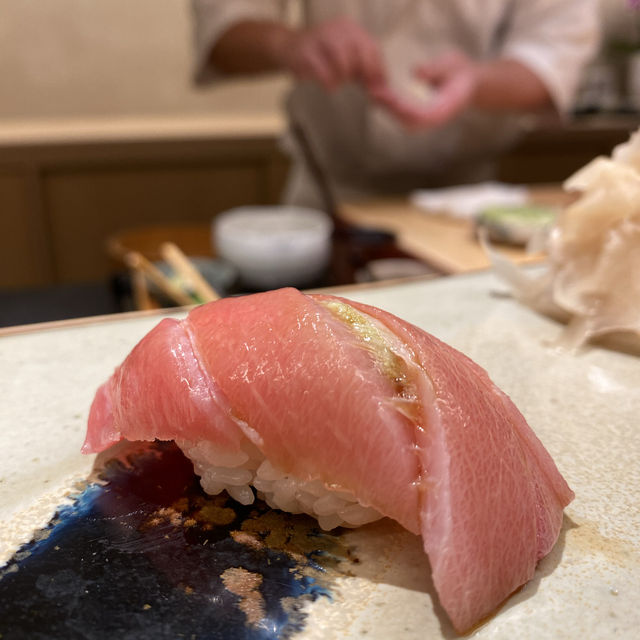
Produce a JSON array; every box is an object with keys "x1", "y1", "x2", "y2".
[{"x1": 213, "y1": 206, "x2": 333, "y2": 290}]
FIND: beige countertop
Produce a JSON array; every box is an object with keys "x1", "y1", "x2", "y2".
[
  {"x1": 0, "y1": 112, "x2": 637, "y2": 149},
  {"x1": 340, "y1": 185, "x2": 574, "y2": 274},
  {"x1": 0, "y1": 113, "x2": 286, "y2": 147},
  {"x1": 1, "y1": 272, "x2": 639, "y2": 638}
]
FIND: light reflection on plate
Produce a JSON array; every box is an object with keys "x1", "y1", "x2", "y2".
[{"x1": 1, "y1": 271, "x2": 639, "y2": 638}]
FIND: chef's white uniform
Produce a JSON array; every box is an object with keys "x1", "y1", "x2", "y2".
[{"x1": 192, "y1": 0, "x2": 600, "y2": 207}]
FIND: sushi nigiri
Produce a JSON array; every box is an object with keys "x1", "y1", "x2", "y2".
[{"x1": 83, "y1": 287, "x2": 573, "y2": 632}]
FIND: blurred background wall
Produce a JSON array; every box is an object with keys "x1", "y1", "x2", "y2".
[
  {"x1": 1, "y1": 0, "x2": 637, "y2": 121},
  {"x1": 0, "y1": 0, "x2": 288, "y2": 120},
  {"x1": 1, "y1": 0, "x2": 638, "y2": 295},
  {"x1": 0, "y1": 1, "x2": 293, "y2": 293}
]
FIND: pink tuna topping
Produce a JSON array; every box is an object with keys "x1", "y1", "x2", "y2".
[{"x1": 84, "y1": 288, "x2": 573, "y2": 632}]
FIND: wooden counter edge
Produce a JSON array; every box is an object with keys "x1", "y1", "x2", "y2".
[{"x1": 0, "y1": 275, "x2": 449, "y2": 337}]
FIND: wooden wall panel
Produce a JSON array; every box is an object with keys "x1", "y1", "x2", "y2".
[
  {"x1": 0, "y1": 115, "x2": 634, "y2": 290},
  {"x1": 43, "y1": 162, "x2": 269, "y2": 283},
  {"x1": 0, "y1": 171, "x2": 52, "y2": 288},
  {"x1": 497, "y1": 123, "x2": 632, "y2": 183}
]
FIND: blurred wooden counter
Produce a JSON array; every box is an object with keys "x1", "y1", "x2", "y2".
[
  {"x1": 0, "y1": 115, "x2": 289, "y2": 290},
  {"x1": 339, "y1": 185, "x2": 574, "y2": 274},
  {"x1": 1, "y1": 112, "x2": 635, "y2": 289}
]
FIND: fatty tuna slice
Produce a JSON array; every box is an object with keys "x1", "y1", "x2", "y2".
[
  {"x1": 83, "y1": 287, "x2": 573, "y2": 632},
  {"x1": 340, "y1": 296, "x2": 573, "y2": 632},
  {"x1": 83, "y1": 317, "x2": 246, "y2": 455}
]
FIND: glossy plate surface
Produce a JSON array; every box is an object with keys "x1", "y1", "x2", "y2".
[{"x1": 1, "y1": 272, "x2": 638, "y2": 638}]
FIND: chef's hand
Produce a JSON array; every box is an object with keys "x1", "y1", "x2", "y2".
[
  {"x1": 371, "y1": 51, "x2": 480, "y2": 128},
  {"x1": 277, "y1": 17, "x2": 386, "y2": 91}
]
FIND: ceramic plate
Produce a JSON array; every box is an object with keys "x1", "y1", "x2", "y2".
[{"x1": 1, "y1": 272, "x2": 638, "y2": 638}]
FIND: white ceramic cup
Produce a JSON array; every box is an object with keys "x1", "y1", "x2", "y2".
[{"x1": 213, "y1": 206, "x2": 334, "y2": 290}]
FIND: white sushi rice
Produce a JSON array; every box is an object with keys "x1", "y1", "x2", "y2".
[{"x1": 176, "y1": 438, "x2": 382, "y2": 530}]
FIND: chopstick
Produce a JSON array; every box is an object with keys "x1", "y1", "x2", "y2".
[
  {"x1": 130, "y1": 267, "x2": 156, "y2": 311},
  {"x1": 286, "y1": 99, "x2": 340, "y2": 221},
  {"x1": 124, "y1": 250, "x2": 195, "y2": 307},
  {"x1": 160, "y1": 242, "x2": 220, "y2": 303}
]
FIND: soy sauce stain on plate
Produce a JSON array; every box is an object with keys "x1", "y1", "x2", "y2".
[{"x1": 0, "y1": 442, "x2": 356, "y2": 639}]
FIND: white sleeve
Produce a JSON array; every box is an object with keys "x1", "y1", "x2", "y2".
[
  {"x1": 191, "y1": 0, "x2": 287, "y2": 83},
  {"x1": 501, "y1": 0, "x2": 601, "y2": 113}
]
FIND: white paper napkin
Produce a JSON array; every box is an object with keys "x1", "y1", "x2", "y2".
[{"x1": 410, "y1": 181, "x2": 529, "y2": 220}]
